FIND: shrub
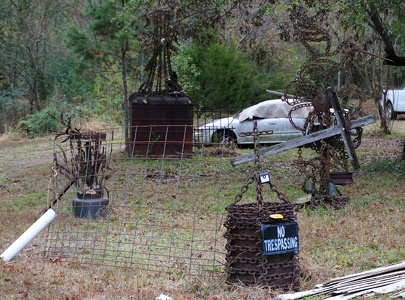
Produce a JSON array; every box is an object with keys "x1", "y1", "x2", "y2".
[{"x1": 19, "y1": 107, "x2": 62, "y2": 138}]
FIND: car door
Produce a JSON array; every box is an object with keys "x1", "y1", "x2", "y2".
[
  {"x1": 238, "y1": 117, "x2": 304, "y2": 144},
  {"x1": 276, "y1": 118, "x2": 305, "y2": 141},
  {"x1": 257, "y1": 118, "x2": 280, "y2": 143},
  {"x1": 236, "y1": 117, "x2": 279, "y2": 144},
  {"x1": 257, "y1": 118, "x2": 304, "y2": 143}
]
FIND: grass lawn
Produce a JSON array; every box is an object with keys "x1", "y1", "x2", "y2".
[{"x1": 0, "y1": 115, "x2": 404, "y2": 299}]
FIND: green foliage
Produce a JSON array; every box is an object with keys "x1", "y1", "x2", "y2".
[
  {"x1": 67, "y1": 0, "x2": 144, "y2": 63},
  {"x1": 363, "y1": 157, "x2": 405, "y2": 178},
  {"x1": 0, "y1": 0, "x2": 75, "y2": 114},
  {"x1": 175, "y1": 43, "x2": 270, "y2": 110},
  {"x1": 54, "y1": 59, "x2": 95, "y2": 104},
  {"x1": 66, "y1": 26, "x2": 98, "y2": 61},
  {"x1": 92, "y1": 67, "x2": 127, "y2": 125},
  {"x1": 0, "y1": 92, "x2": 30, "y2": 134},
  {"x1": 1, "y1": 0, "x2": 404, "y2": 134},
  {"x1": 338, "y1": 0, "x2": 405, "y2": 48},
  {"x1": 19, "y1": 107, "x2": 62, "y2": 138},
  {"x1": 65, "y1": 0, "x2": 147, "y2": 136},
  {"x1": 172, "y1": 44, "x2": 201, "y2": 94},
  {"x1": 300, "y1": 0, "x2": 404, "y2": 84}
]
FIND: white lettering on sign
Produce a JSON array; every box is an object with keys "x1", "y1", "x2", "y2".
[
  {"x1": 277, "y1": 226, "x2": 285, "y2": 238},
  {"x1": 261, "y1": 222, "x2": 299, "y2": 255},
  {"x1": 263, "y1": 237, "x2": 298, "y2": 252}
]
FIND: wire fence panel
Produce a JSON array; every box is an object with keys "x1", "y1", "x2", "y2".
[{"x1": 43, "y1": 125, "x2": 244, "y2": 276}]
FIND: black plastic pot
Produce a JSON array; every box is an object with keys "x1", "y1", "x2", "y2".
[{"x1": 73, "y1": 191, "x2": 109, "y2": 218}]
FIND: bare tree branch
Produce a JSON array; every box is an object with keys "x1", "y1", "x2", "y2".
[{"x1": 366, "y1": 2, "x2": 405, "y2": 66}]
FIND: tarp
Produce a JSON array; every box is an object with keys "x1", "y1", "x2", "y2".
[{"x1": 239, "y1": 99, "x2": 313, "y2": 122}]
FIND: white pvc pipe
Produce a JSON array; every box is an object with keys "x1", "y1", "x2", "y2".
[{"x1": 1, "y1": 209, "x2": 57, "y2": 262}]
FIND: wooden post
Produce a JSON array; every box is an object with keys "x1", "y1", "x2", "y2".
[
  {"x1": 323, "y1": 147, "x2": 330, "y2": 195},
  {"x1": 326, "y1": 86, "x2": 360, "y2": 170}
]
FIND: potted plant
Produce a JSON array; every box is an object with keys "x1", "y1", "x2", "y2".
[{"x1": 52, "y1": 116, "x2": 113, "y2": 218}]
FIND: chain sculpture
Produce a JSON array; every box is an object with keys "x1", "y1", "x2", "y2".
[
  {"x1": 137, "y1": 7, "x2": 183, "y2": 95},
  {"x1": 280, "y1": 5, "x2": 371, "y2": 208},
  {"x1": 236, "y1": 122, "x2": 290, "y2": 205},
  {"x1": 224, "y1": 121, "x2": 300, "y2": 289},
  {"x1": 231, "y1": 5, "x2": 378, "y2": 208}
]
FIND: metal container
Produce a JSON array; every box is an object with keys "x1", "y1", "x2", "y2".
[
  {"x1": 130, "y1": 92, "x2": 193, "y2": 157},
  {"x1": 329, "y1": 171, "x2": 353, "y2": 185},
  {"x1": 224, "y1": 201, "x2": 300, "y2": 291}
]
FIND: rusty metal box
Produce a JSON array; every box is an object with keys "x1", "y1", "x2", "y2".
[{"x1": 130, "y1": 93, "x2": 193, "y2": 157}]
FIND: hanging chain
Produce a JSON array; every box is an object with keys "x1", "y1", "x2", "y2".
[{"x1": 234, "y1": 122, "x2": 290, "y2": 205}]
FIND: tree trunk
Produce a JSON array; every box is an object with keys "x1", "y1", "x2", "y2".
[
  {"x1": 376, "y1": 94, "x2": 390, "y2": 134},
  {"x1": 121, "y1": 43, "x2": 130, "y2": 153},
  {"x1": 367, "y1": 3, "x2": 405, "y2": 67}
]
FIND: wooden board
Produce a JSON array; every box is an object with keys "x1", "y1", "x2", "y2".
[
  {"x1": 326, "y1": 87, "x2": 359, "y2": 169},
  {"x1": 231, "y1": 114, "x2": 376, "y2": 167},
  {"x1": 278, "y1": 261, "x2": 405, "y2": 300}
]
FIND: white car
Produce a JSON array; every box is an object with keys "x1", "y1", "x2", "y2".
[{"x1": 194, "y1": 99, "x2": 313, "y2": 146}]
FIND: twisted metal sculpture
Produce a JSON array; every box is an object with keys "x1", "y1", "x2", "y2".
[{"x1": 281, "y1": 5, "x2": 370, "y2": 208}]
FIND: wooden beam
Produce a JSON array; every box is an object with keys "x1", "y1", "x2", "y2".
[
  {"x1": 231, "y1": 114, "x2": 376, "y2": 167},
  {"x1": 326, "y1": 87, "x2": 360, "y2": 169},
  {"x1": 325, "y1": 261, "x2": 405, "y2": 285},
  {"x1": 279, "y1": 261, "x2": 405, "y2": 300}
]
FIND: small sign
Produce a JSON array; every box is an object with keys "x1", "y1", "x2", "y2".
[
  {"x1": 259, "y1": 171, "x2": 270, "y2": 184},
  {"x1": 261, "y1": 222, "x2": 299, "y2": 255}
]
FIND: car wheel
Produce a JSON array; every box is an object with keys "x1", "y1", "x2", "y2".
[
  {"x1": 216, "y1": 130, "x2": 236, "y2": 147},
  {"x1": 386, "y1": 101, "x2": 397, "y2": 120}
]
